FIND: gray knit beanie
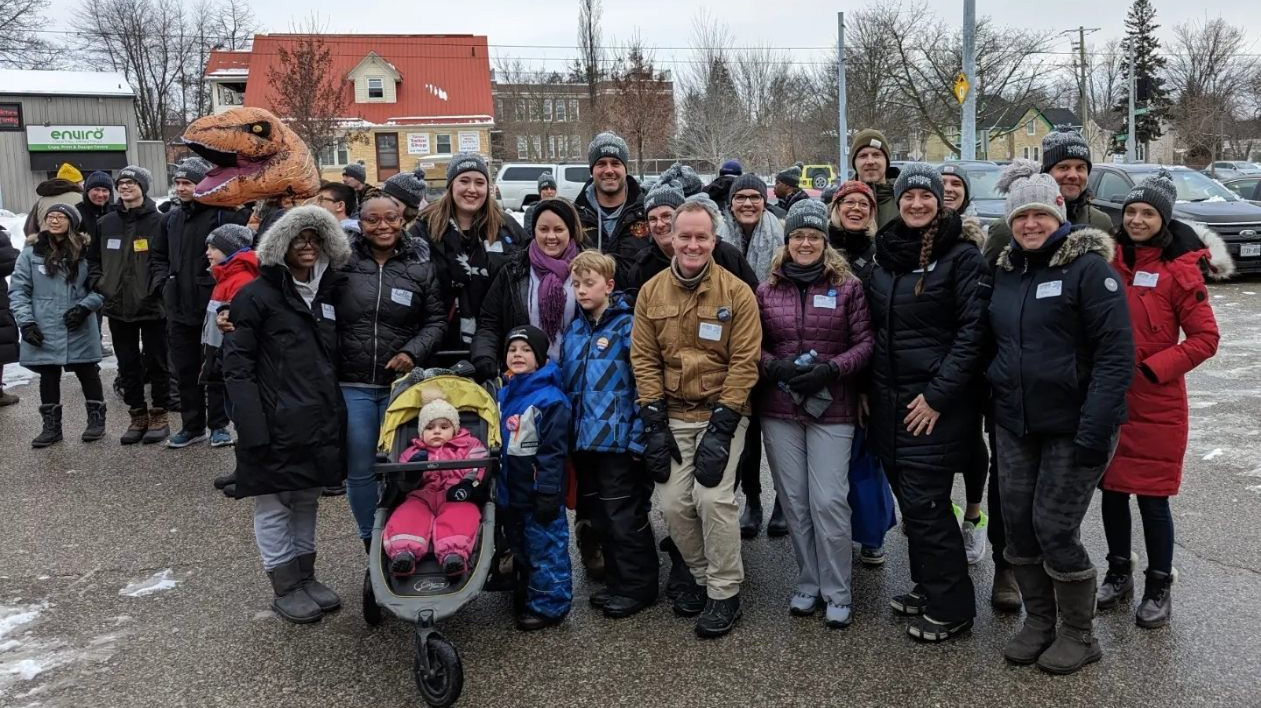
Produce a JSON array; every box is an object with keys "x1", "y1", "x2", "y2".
[
  {"x1": 382, "y1": 172, "x2": 426, "y2": 209},
  {"x1": 776, "y1": 163, "x2": 803, "y2": 189},
  {"x1": 894, "y1": 162, "x2": 944, "y2": 206},
  {"x1": 538, "y1": 171, "x2": 557, "y2": 191},
  {"x1": 1123, "y1": 168, "x2": 1178, "y2": 226},
  {"x1": 661, "y1": 162, "x2": 703, "y2": 197},
  {"x1": 938, "y1": 164, "x2": 971, "y2": 210},
  {"x1": 588, "y1": 131, "x2": 629, "y2": 169},
  {"x1": 784, "y1": 198, "x2": 829, "y2": 239},
  {"x1": 645, "y1": 180, "x2": 685, "y2": 214},
  {"x1": 446, "y1": 152, "x2": 489, "y2": 184},
  {"x1": 342, "y1": 162, "x2": 367, "y2": 183},
  {"x1": 206, "y1": 223, "x2": 254, "y2": 255},
  {"x1": 1042, "y1": 130, "x2": 1092, "y2": 173},
  {"x1": 819, "y1": 182, "x2": 839, "y2": 206},
  {"x1": 998, "y1": 159, "x2": 1066, "y2": 225},
  {"x1": 116, "y1": 165, "x2": 152, "y2": 194},
  {"x1": 173, "y1": 157, "x2": 212, "y2": 186},
  {"x1": 729, "y1": 174, "x2": 768, "y2": 204}
]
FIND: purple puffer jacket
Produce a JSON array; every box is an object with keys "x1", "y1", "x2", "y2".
[{"x1": 756, "y1": 275, "x2": 874, "y2": 424}]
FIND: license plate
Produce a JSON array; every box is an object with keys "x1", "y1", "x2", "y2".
[{"x1": 1242, "y1": 243, "x2": 1261, "y2": 257}]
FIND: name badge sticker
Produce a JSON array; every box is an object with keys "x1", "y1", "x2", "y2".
[
  {"x1": 698, "y1": 322, "x2": 723, "y2": 341},
  {"x1": 1134, "y1": 271, "x2": 1159, "y2": 288},
  {"x1": 107, "y1": 238, "x2": 122, "y2": 250},
  {"x1": 1036, "y1": 280, "x2": 1063, "y2": 299},
  {"x1": 133, "y1": 239, "x2": 149, "y2": 252},
  {"x1": 813, "y1": 294, "x2": 837, "y2": 309},
  {"x1": 321, "y1": 303, "x2": 336, "y2": 321},
  {"x1": 37, "y1": 265, "x2": 46, "y2": 275},
  {"x1": 390, "y1": 288, "x2": 413, "y2": 306}
]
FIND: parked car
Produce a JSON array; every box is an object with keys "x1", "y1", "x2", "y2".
[
  {"x1": 1223, "y1": 176, "x2": 1261, "y2": 204},
  {"x1": 800, "y1": 164, "x2": 837, "y2": 190},
  {"x1": 1088, "y1": 163, "x2": 1261, "y2": 275},
  {"x1": 494, "y1": 163, "x2": 590, "y2": 211},
  {"x1": 1203, "y1": 161, "x2": 1261, "y2": 181}
]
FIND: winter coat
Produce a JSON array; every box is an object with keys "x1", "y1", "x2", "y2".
[
  {"x1": 631, "y1": 259, "x2": 762, "y2": 422},
  {"x1": 871, "y1": 180, "x2": 899, "y2": 230},
  {"x1": 199, "y1": 249, "x2": 259, "y2": 385},
  {"x1": 9, "y1": 232, "x2": 104, "y2": 367},
  {"x1": 829, "y1": 223, "x2": 877, "y2": 285},
  {"x1": 721, "y1": 210, "x2": 784, "y2": 283},
  {"x1": 777, "y1": 189, "x2": 810, "y2": 215},
  {"x1": 151, "y1": 200, "x2": 249, "y2": 326},
  {"x1": 497, "y1": 361, "x2": 571, "y2": 509},
  {"x1": 704, "y1": 174, "x2": 737, "y2": 208},
  {"x1": 625, "y1": 238, "x2": 758, "y2": 297},
  {"x1": 987, "y1": 225, "x2": 1134, "y2": 454},
  {"x1": 1103, "y1": 221, "x2": 1229, "y2": 496},
  {"x1": 864, "y1": 215, "x2": 990, "y2": 475},
  {"x1": 400, "y1": 428, "x2": 490, "y2": 492},
  {"x1": 984, "y1": 193, "x2": 1113, "y2": 265},
  {"x1": 76, "y1": 198, "x2": 111, "y2": 244},
  {"x1": 221, "y1": 206, "x2": 352, "y2": 498},
  {"x1": 470, "y1": 248, "x2": 577, "y2": 374},
  {"x1": 560, "y1": 292, "x2": 644, "y2": 454},
  {"x1": 757, "y1": 268, "x2": 874, "y2": 424},
  {"x1": 92, "y1": 198, "x2": 166, "y2": 322},
  {"x1": 0, "y1": 226, "x2": 18, "y2": 365},
  {"x1": 23, "y1": 179, "x2": 83, "y2": 237},
  {"x1": 574, "y1": 177, "x2": 650, "y2": 286},
  {"x1": 335, "y1": 234, "x2": 446, "y2": 386}
]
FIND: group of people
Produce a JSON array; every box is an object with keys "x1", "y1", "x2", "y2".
[{"x1": 0, "y1": 125, "x2": 1229, "y2": 675}]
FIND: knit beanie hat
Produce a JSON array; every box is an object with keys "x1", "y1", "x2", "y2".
[
  {"x1": 116, "y1": 165, "x2": 152, "y2": 194},
  {"x1": 538, "y1": 171, "x2": 557, "y2": 191},
  {"x1": 57, "y1": 163, "x2": 84, "y2": 183},
  {"x1": 205, "y1": 223, "x2": 254, "y2": 255},
  {"x1": 644, "y1": 180, "x2": 685, "y2": 215},
  {"x1": 998, "y1": 159, "x2": 1066, "y2": 226},
  {"x1": 173, "y1": 156, "x2": 212, "y2": 186},
  {"x1": 446, "y1": 152, "x2": 489, "y2": 184},
  {"x1": 776, "y1": 163, "x2": 803, "y2": 189},
  {"x1": 84, "y1": 171, "x2": 113, "y2": 192},
  {"x1": 1041, "y1": 130, "x2": 1092, "y2": 173},
  {"x1": 661, "y1": 162, "x2": 703, "y2": 197},
  {"x1": 819, "y1": 183, "x2": 839, "y2": 206},
  {"x1": 382, "y1": 172, "x2": 426, "y2": 209},
  {"x1": 784, "y1": 198, "x2": 829, "y2": 239},
  {"x1": 729, "y1": 174, "x2": 768, "y2": 205},
  {"x1": 850, "y1": 128, "x2": 892, "y2": 171},
  {"x1": 894, "y1": 162, "x2": 944, "y2": 206},
  {"x1": 938, "y1": 164, "x2": 972, "y2": 210},
  {"x1": 588, "y1": 131, "x2": 629, "y2": 169},
  {"x1": 1123, "y1": 168, "x2": 1178, "y2": 226},
  {"x1": 412, "y1": 166, "x2": 426, "y2": 180},
  {"x1": 530, "y1": 199, "x2": 581, "y2": 243},
  {"x1": 505, "y1": 324, "x2": 551, "y2": 366},
  {"x1": 719, "y1": 159, "x2": 743, "y2": 177},
  {"x1": 834, "y1": 180, "x2": 877, "y2": 211},
  {"x1": 45, "y1": 203, "x2": 81, "y2": 232},
  {"x1": 416, "y1": 398, "x2": 461, "y2": 433},
  {"x1": 342, "y1": 162, "x2": 367, "y2": 183}
]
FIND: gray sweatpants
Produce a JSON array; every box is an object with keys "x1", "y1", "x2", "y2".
[
  {"x1": 253, "y1": 488, "x2": 322, "y2": 571},
  {"x1": 762, "y1": 418, "x2": 856, "y2": 606}
]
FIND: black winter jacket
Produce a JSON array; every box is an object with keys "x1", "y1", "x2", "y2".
[
  {"x1": 0, "y1": 225, "x2": 18, "y2": 365},
  {"x1": 470, "y1": 248, "x2": 533, "y2": 377},
  {"x1": 151, "y1": 200, "x2": 249, "y2": 326},
  {"x1": 335, "y1": 235, "x2": 446, "y2": 385},
  {"x1": 864, "y1": 214, "x2": 991, "y2": 475},
  {"x1": 76, "y1": 199, "x2": 111, "y2": 244},
  {"x1": 91, "y1": 198, "x2": 166, "y2": 322},
  {"x1": 574, "y1": 177, "x2": 650, "y2": 286},
  {"x1": 624, "y1": 238, "x2": 759, "y2": 296},
  {"x1": 987, "y1": 225, "x2": 1134, "y2": 453}
]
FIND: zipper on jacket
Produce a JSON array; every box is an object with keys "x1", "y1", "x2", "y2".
[{"x1": 372, "y1": 262, "x2": 383, "y2": 385}]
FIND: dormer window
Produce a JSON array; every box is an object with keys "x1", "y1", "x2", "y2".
[{"x1": 368, "y1": 77, "x2": 384, "y2": 99}]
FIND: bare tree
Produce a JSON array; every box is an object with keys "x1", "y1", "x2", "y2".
[
  {"x1": 674, "y1": 11, "x2": 754, "y2": 171},
  {"x1": 575, "y1": 0, "x2": 604, "y2": 133},
  {"x1": 266, "y1": 20, "x2": 352, "y2": 166},
  {"x1": 177, "y1": 0, "x2": 258, "y2": 122},
  {"x1": 607, "y1": 34, "x2": 674, "y2": 177},
  {"x1": 1166, "y1": 17, "x2": 1257, "y2": 163},
  {"x1": 0, "y1": 0, "x2": 60, "y2": 68},
  {"x1": 494, "y1": 57, "x2": 578, "y2": 161}
]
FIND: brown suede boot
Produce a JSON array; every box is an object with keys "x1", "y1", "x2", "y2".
[
  {"x1": 121, "y1": 407, "x2": 149, "y2": 445},
  {"x1": 142, "y1": 407, "x2": 170, "y2": 445}
]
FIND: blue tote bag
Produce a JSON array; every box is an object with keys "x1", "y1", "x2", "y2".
[{"x1": 848, "y1": 426, "x2": 897, "y2": 548}]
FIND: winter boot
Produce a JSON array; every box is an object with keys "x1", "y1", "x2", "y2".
[
  {"x1": 141, "y1": 407, "x2": 170, "y2": 444},
  {"x1": 766, "y1": 496, "x2": 789, "y2": 538},
  {"x1": 575, "y1": 519, "x2": 605, "y2": 581},
  {"x1": 695, "y1": 595, "x2": 742, "y2": 638},
  {"x1": 739, "y1": 497, "x2": 763, "y2": 539},
  {"x1": 32, "y1": 404, "x2": 63, "y2": 448},
  {"x1": 0, "y1": 386, "x2": 18, "y2": 406},
  {"x1": 1135, "y1": 569, "x2": 1173, "y2": 629},
  {"x1": 991, "y1": 565, "x2": 1023, "y2": 613},
  {"x1": 295, "y1": 553, "x2": 341, "y2": 613},
  {"x1": 212, "y1": 472, "x2": 236, "y2": 490},
  {"x1": 1037, "y1": 576, "x2": 1103, "y2": 675},
  {"x1": 82, "y1": 400, "x2": 107, "y2": 442},
  {"x1": 120, "y1": 407, "x2": 148, "y2": 445},
  {"x1": 1004, "y1": 564, "x2": 1057, "y2": 664},
  {"x1": 661, "y1": 537, "x2": 694, "y2": 600},
  {"x1": 1096, "y1": 553, "x2": 1135, "y2": 610},
  {"x1": 267, "y1": 558, "x2": 322, "y2": 624}
]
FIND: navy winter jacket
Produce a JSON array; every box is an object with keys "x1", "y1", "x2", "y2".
[
  {"x1": 497, "y1": 361, "x2": 571, "y2": 509},
  {"x1": 560, "y1": 292, "x2": 644, "y2": 454}
]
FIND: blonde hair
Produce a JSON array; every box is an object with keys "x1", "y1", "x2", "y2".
[
  {"x1": 767, "y1": 235, "x2": 853, "y2": 287},
  {"x1": 420, "y1": 182, "x2": 504, "y2": 243},
  {"x1": 829, "y1": 199, "x2": 877, "y2": 238},
  {"x1": 569, "y1": 250, "x2": 616, "y2": 281}
]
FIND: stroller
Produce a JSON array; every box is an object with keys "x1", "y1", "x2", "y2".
[{"x1": 362, "y1": 363, "x2": 500, "y2": 708}]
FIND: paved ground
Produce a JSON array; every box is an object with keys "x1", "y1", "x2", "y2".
[{"x1": 2, "y1": 280, "x2": 1260, "y2": 708}]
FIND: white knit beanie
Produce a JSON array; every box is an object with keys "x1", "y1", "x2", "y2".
[
  {"x1": 416, "y1": 399, "x2": 460, "y2": 433},
  {"x1": 998, "y1": 159, "x2": 1066, "y2": 226}
]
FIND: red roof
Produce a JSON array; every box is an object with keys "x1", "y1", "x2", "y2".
[
  {"x1": 204, "y1": 50, "x2": 251, "y2": 77},
  {"x1": 207, "y1": 34, "x2": 493, "y2": 125}
]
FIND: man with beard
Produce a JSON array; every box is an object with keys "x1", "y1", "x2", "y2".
[
  {"x1": 574, "y1": 131, "x2": 649, "y2": 289},
  {"x1": 850, "y1": 129, "x2": 901, "y2": 229}
]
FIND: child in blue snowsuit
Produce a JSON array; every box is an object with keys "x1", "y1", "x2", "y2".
[{"x1": 497, "y1": 324, "x2": 573, "y2": 630}]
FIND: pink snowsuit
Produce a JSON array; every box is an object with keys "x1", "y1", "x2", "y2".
[{"x1": 383, "y1": 428, "x2": 488, "y2": 565}]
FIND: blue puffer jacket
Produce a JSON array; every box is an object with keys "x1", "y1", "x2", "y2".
[
  {"x1": 560, "y1": 292, "x2": 643, "y2": 454},
  {"x1": 10, "y1": 232, "x2": 104, "y2": 367},
  {"x1": 497, "y1": 361, "x2": 571, "y2": 509}
]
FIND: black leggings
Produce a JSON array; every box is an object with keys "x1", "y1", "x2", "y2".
[
  {"x1": 963, "y1": 431, "x2": 987, "y2": 506},
  {"x1": 1100, "y1": 491, "x2": 1174, "y2": 574},
  {"x1": 31, "y1": 363, "x2": 104, "y2": 405}
]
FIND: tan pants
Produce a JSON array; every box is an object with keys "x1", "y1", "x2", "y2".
[{"x1": 657, "y1": 417, "x2": 748, "y2": 600}]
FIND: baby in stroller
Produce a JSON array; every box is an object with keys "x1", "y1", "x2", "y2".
[{"x1": 383, "y1": 397, "x2": 489, "y2": 579}]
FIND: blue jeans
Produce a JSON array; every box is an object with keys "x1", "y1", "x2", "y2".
[{"x1": 342, "y1": 385, "x2": 390, "y2": 540}]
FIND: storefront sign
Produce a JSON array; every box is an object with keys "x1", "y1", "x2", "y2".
[
  {"x1": 0, "y1": 103, "x2": 22, "y2": 131},
  {"x1": 26, "y1": 125, "x2": 127, "y2": 152},
  {"x1": 458, "y1": 131, "x2": 480, "y2": 153},
  {"x1": 407, "y1": 132, "x2": 430, "y2": 155}
]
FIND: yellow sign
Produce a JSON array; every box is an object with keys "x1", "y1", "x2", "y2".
[
  {"x1": 133, "y1": 239, "x2": 149, "y2": 252},
  {"x1": 953, "y1": 73, "x2": 970, "y2": 105}
]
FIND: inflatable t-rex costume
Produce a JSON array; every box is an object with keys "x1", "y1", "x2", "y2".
[{"x1": 181, "y1": 107, "x2": 320, "y2": 207}]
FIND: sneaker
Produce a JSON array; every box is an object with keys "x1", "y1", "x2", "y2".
[
  {"x1": 961, "y1": 511, "x2": 988, "y2": 565},
  {"x1": 952, "y1": 502, "x2": 964, "y2": 524},
  {"x1": 322, "y1": 484, "x2": 347, "y2": 497},
  {"x1": 859, "y1": 546, "x2": 886, "y2": 567},
  {"x1": 695, "y1": 595, "x2": 741, "y2": 638},
  {"x1": 908, "y1": 614, "x2": 973, "y2": 643},
  {"x1": 166, "y1": 429, "x2": 208, "y2": 449},
  {"x1": 789, "y1": 592, "x2": 820, "y2": 617},
  {"x1": 390, "y1": 551, "x2": 417, "y2": 577},
  {"x1": 890, "y1": 589, "x2": 927, "y2": 616},
  {"x1": 673, "y1": 583, "x2": 707, "y2": 617},
  {"x1": 824, "y1": 602, "x2": 853, "y2": 629},
  {"x1": 209, "y1": 428, "x2": 234, "y2": 447}
]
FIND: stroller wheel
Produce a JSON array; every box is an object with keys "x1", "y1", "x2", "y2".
[
  {"x1": 414, "y1": 629, "x2": 463, "y2": 708},
  {"x1": 362, "y1": 569, "x2": 383, "y2": 627}
]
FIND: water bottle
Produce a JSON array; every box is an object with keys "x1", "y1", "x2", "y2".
[{"x1": 778, "y1": 350, "x2": 818, "y2": 393}]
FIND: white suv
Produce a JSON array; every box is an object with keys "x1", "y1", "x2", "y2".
[{"x1": 495, "y1": 163, "x2": 590, "y2": 211}]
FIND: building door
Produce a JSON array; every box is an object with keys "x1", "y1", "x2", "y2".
[{"x1": 375, "y1": 133, "x2": 399, "y2": 180}]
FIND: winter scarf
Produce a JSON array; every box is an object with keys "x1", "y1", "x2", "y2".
[
  {"x1": 875, "y1": 212, "x2": 964, "y2": 274},
  {"x1": 721, "y1": 210, "x2": 783, "y2": 282},
  {"x1": 528, "y1": 238, "x2": 579, "y2": 339},
  {"x1": 670, "y1": 257, "x2": 710, "y2": 290},
  {"x1": 290, "y1": 257, "x2": 329, "y2": 309},
  {"x1": 781, "y1": 259, "x2": 825, "y2": 287},
  {"x1": 828, "y1": 224, "x2": 873, "y2": 263}
]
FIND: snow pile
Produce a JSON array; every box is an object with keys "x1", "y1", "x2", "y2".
[
  {"x1": 119, "y1": 569, "x2": 181, "y2": 597},
  {"x1": 0, "y1": 210, "x2": 24, "y2": 239},
  {"x1": 0, "y1": 602, "x2": 126, "y2": 699}
]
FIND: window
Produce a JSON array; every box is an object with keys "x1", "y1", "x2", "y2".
[
  {"x1": 495, "y1": 98, "x2": 504, "y2": 119},
  {"x1": 503, "y1": 166, "x2": 549, "y2": 182},
  {"x1": 547, "y1": 135, "x2": 557, "y2": 159},
  {"x1": 515, "y1": 99, "x2": 526, "y2": 122},
  {"x1": 572, "y1": 134, "x2": 583, "y2": 159},
  {"x1": 570, "y1": 100, "x2": 580, "y2": 122},
  {"x1": 1026, "y1": 120, "x2": 1035, "y2": 136},
  {"x1": 565, "y1": 166, "x2": 590, "y2": 183},
  {"x1": 1033, "y1": 147, "x2": 1040, "y2": 161},
  {"x1": 529, "y1": 100, "x2": 541, "y2": 122},
  {"x1": 555, "y1": 98, "x2": 567, "y2": 122},
  {"x1": 436, "y1": 134, "x2": 451, "y2": 154},
  {"x1": 544, "y1": 99, "x2": 553, "y2": 122},
  {"x1": 1022, "y1": 147, "x2": 1030, "y2": 159},
  {"x1": 531, "y1": 135, "x2": 542, "y2": 157},
  {"x1": 367, "y1": 77, "x2": 384, "y2": 99},
  {"x1": 1095, "y1": 171, "x2": 1133, "y2": 203},
  {"x1": 375, "y1": 133, "x2": 399, "y2": 180},
  {"x1": 319, "y1": 139, "x2": 350, "y2": 166},
  {"x1": 516, "y1": 136, "x2": 528, "y2": 160}
]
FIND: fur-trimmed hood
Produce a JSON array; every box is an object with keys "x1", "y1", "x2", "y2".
[
  {"x1": 997, "y1": 225, "x2": 1115, "y2": 272},
  {"x1": 960, "y1": 215, "x2": 985, "y2": 248},
  {"x1": 255, "y1": 205, "x2": 351, "y2": 268},
  {"x1": 1186, "y1": 221, "x2": 1236, "y2": 280}
]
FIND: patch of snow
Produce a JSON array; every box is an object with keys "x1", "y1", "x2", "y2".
[
  {"x1": 1202, "y1": 448, "x2": 1223, "y2": 461},
  {"x1": 1248, "y1": 485, "x2": 1261, "y2": 496},
  {"x1": 0, "y1": 211, "x2": 25, "y2": 239},
  {"x1": 1243, "y1": 291, "x2": 1257, "y2": 296},
  {"x1": 1187, "y1": 400, "x2": 1217, "y2": 409},
  {"x1": 0, "y1": 604, "x2": 44, "y2": 641},
  {"x1": 0, "y1": 69, "x2": 133, "y2": 98},
  {"x1": 425, "y1": 83, "x2": 449, "y2": 101},
  {"x1": 119, "y1": 569, "x2": 180, "y2": 597}
]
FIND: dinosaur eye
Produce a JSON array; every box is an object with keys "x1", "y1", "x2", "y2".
[{"x1": 248, "y1": 122, "x2": 271, "y2": 138}]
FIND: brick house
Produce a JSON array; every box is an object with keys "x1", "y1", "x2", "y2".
[{"x1": 205, "y1": 34, "x2": 494, "y2": 187}]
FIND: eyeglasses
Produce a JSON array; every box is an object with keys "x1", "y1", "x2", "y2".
[
  {"x1": 732, "y1": 193, "x2": 764, "y2": 205},
  {"x1": 45, "y1": 212, "x2": 68, "y2": 221},
  {"x1": 788, "y1": 233, "x2": 824, "y2": 244},
  {"x1": 361, "y1": 214, "x2": 404, "y2": 227},
  {"x1": 289, "y1": 236, "x2": 319, "y2": 250},
  {"x1": 315, "y1": 196, "x2": 338, "y2": 204},
  {"x1": 838, "y1": 199, "x2": 871, "y2": 211}
]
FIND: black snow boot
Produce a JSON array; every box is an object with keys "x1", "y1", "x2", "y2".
[
  {"x1": 82, "y1": 400, "x2": 107, "y2": 442},
  {"x1": 766, "y1": 496, "x2": 789, "y2": 537},
  {"x1": 1135, "y1": 569, "x2": 1173, "y2": 629},
  {"x1": 1096, "y1": 554, "x2": 1135, "y2": 610},
  {"x1": 991, "y1": 564, "x2": 1023, "y2": 613},
  {"x1": 32, "y1": 404, "x2": 63, "y2": 447},
  {"x1": 1004, "y1": 564, "x2": 1057, "y2": 664},
  {"x1": 739, "y1": 497, "x2": 763, "y2": 539},
  {"x1": 575, "y1": 519, "x2": 605, "y2": 582},
  {"x1": 296, "y1": 553, "x2": 342, "y2": 613},
  {"x1": 661, "y1": 537, "x2": 694, "y2": 600},
  {"x1": 267, "y1": 558, "x2": 322, "y2": 624},
  {"x1": 695, "y1": 595, "x2": 742, "y2": 638},
  {"x1": 212, "y1": 473, "x2": 236, "y2": 490},
  {"x1": 1038, "y1": 577, "x2": 1102, "y2": 675}
]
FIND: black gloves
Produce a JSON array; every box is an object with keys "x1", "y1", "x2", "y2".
[
  {"x1": 1073, "y1": 444, "x2": 1109, "y2": 469},
  {"x1": 64, "y1": 305, "x2": 90, "y2": 330},
  {"x1": 474, "y1": 358, "x2": 500, "y2": 383},
  {"x1": 640, "y1": 400, "x2": 681, "y2": 483},
  {"x1": 20, "y1": 322, "x2": 43, "y2": 347},
  {"x1": 533, "y1": 490, "x2": 563, "y2": 523},
  {"x1": 764, "y1": 358, "x2": 798, "y2": 383},
  {"x1": 446, "y1": 479, "x2": 477, "y2": 503},
  {"x1": 788, "y1": 362, "x2": 839, "y2": 395},
  {"x1": 693, "y1": 405, "x2": 743, "y2": 488}
]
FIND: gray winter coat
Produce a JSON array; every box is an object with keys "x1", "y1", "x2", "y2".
[{"x1": 9, "y1": 232, "x2": 104, "y2": 366}]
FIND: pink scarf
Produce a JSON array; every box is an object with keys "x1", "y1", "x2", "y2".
[{"x1": 528, "y1": 238, "x2": 578, "y2": 338}]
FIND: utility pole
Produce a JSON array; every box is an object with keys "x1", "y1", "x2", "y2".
[
  {"x1": 837, "y1": 12, "x2": 848, "y2": 177},
  {"x1": 1126, "y1": 41, "x2": 1137, "y2": 163},
  {"x1": 960, "y1": 0, "x2": 976, "y2": 160}
]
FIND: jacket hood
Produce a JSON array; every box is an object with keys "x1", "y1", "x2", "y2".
[
  {"x1": 114, "y1": 197, "x2": 157, "y2": 218},
  {"x1": 36, "y1": 179, "x2": 83, "y2": 198},
  {"x1": 960, "y1": 215, "x2": 986, "y2": 248},
  {"x1": 256, "y1": 205, "x2": 351, "y2": 268},
  {"x1": 505, "y1": 360, "x2": 563, "y2": 396},
  {"x1": 1184, "y1": 221, "x2": 1236, "y2": 280},
  {"x1": 211, "y1": 248, "x2": 259, "y2": 278},
  {"x1": 997, "y1": 225, "x2": 1115, "y2": 272}
]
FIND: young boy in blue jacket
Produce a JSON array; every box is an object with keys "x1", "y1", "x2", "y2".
[
  {"x1": 498, "y1": 324, "x2": 573, "y2": 630},
  {"x1": 561, "y1": 251, "x2": 659, "y2": 618}
]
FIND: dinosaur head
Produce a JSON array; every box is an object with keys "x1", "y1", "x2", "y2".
[{"x1": 181, "y1": 107, "x2": 320, "y2": 208}]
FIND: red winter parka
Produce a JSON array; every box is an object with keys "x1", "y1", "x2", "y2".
[{"x1": 1103, "y1": 221, "x2": 1231, "y2": 496}]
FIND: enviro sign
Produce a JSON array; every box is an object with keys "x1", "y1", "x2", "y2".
[{"x1": 26, "y1": 125, "x2": 127, "y2": 152}]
